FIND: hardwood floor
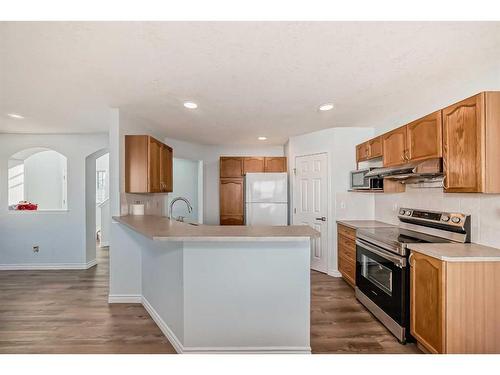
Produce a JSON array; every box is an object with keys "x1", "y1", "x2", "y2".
[
  {"x1": 0, "y1": 249, "x2": 419, "y2": 354},
  {"x1": 0, "y1": 248, "x2": 175, "y2": 354},
  {"x1": 311, "y1": 270, "x2": 420, "y2": 354}
]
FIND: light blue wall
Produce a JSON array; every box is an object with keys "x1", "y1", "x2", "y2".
[{"x1": 170, "y1": 158, "x2": 200, "y2": 223}]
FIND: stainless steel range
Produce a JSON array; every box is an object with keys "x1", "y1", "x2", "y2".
[{"x1": 355, "y1": 208, "x2": 470, "y2": 343}]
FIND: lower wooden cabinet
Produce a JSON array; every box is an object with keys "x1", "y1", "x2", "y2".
[
  {"x1": 337, "y1": 224, "x2": 356, "y2": 287},
  {"x1": 219, "y1": 178, "x2": 244, "y2": 225},
  {"x1": 410, "y1": 251, "x2": 500, "y2": 353}
]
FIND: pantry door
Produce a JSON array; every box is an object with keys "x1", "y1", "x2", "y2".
[{"x1": 294, "y1": 153, "x2": 328, "y2": 273}]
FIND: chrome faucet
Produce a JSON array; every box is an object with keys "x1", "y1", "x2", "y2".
[{"x1": 169, "y1": 197, "x2": 193, "y2": 221}]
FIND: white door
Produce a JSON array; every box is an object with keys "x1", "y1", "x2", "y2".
[{"x1": 294, "y1": 153, "x2": 328, "y2": 273}]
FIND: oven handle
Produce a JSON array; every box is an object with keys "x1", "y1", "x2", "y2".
[{"x1": 356, "y1": 238, "x2": 406, "y2": 267}]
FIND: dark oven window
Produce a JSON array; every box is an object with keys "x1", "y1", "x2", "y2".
[{"x1": 360, "y1": 254, "x2": 392, "y2": 295}]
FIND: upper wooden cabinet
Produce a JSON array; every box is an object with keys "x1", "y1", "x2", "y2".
[
  {"x1": 410, "y1": 251, "x2": 500, "y2": 353},
  {"x1": 382, "y1": 126, "x2": 407, "y2": 167},
  {"x1": 125, "y1": 135, "x2": 173, "y2": 193},
  {"x1": 264, "y1": 157, "x2": 287, "y2": 172},
  {"x1": 356, "y1": 137, "x2": 382, "y2": 163},
  {"x1": 243, "y1": 157, "x2": 265, "y2": 173},
  {"x1": 442, "y1": 92, "x2": 500, "y2": 193},
  {"x1": 220, "y1": 157, "x2": 243, "y2": 178},
  {"x1": 407, "y1": 111, "x2": 442, "y2": 162}
]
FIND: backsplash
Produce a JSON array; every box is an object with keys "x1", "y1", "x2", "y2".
[
  {"x1": 120, "y1": 193, "x2": 167, "y2": 216},
  {"x1": 374, "y1": 186, "x2": 500, "y2": 248}
]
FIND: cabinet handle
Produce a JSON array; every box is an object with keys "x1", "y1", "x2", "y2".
[
  {"x1": 409, "y1": 252, "x2": 414, "y2": 266},
  {"x1": 404, "y1": 150, "x2": 410, "y2": 161},
  {"x1": 443, "y1": 175, "x2": 448, "y2": 189}
]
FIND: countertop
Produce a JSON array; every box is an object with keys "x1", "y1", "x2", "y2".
[
  {"x1": 113, "y1": 215, "x2": 319, "y2": 242},
  {"x1": 336, "y1": 220, "x2": 395, "y2": 230},
  {"x1": 409, "y1": 243, "x2": 500, "y2": 262}
]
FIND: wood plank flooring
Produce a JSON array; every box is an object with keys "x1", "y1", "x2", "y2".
[
  {"x1": 0, "y1": 248, "x2": 175, "y2": 353},
  {"x1": 0, "y1": 248, "x2": 419, "y2": 354},
  {"x1": 311, "y1": 270, "x2": 420, "y2": 354}
]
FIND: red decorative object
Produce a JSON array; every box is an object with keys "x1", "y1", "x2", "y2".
[{"x1": 17, "y1": 201, "x2": 38, "y2": 210}]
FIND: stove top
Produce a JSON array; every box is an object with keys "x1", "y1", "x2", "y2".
[{"x1": 356, "y1": 227, "x2": 452, "y2": 256}]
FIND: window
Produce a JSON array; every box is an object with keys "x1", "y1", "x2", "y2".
[{"x1": 8, "y1": 148, "x2": 68, "y2": 210}]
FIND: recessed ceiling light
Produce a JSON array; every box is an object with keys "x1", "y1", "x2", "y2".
[
  {"x1": 183, "y1": 101, "x2": 198, "y2": 109},
  {"x1": 319, "y1": 103, "x2": 334, "y2": 111},
  {"x1": 7, "y1": 113, "x2": 24, "y2": 119},
  {"x1": 258, "y1": 136, "x2": 267, "y2": 141}
]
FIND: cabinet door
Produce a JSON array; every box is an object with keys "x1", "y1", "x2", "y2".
[
  {"x1": 125, "y1": 135, "x2": 148, "y2": 193},
  {"x1": 220, "y1": 157, "x2": 243, "y2": 178},
  {"x1": 219, "y1": 178, "x2": 244, "y2": 224},
  {"x1": 148, "y1": 137, "x2": 162, "y2": 193},
  {"x1": 410, "y1": 252, "x2": 446, "y2": 354},
  {"x1": 243, "y1": 157, "x2": 265, "y2": 173},
  {"x1": 382, "y1": 126, "x2": 407, "y2": 167},
  {"x1": 407, "y1": 111, "x2": 442, "y2": 162},
  {"x1": 442, "y1": 94, "x2": 484, "y2": 192},
  {"x1": 368, "y1": 137, "x2": 382, "y2": 158},
  {"x1": 160, "y1": 144, "x2": 173, "y2": 192},
  {"x1": 220, "y1": 215, "x2": 244, "y2": 225},
  {"x1": 264, "y1": 157, "x2": 287, "y2": 172},
  {"x1": 356, "y1": 144, "x2": 365, "y2": 162}
]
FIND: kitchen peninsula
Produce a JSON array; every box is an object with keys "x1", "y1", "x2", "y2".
[{"x1": 110, "y1": 215, "x2": 318, "y2": 354}]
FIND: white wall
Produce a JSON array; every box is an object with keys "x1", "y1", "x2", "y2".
[
  {"x1": 286, "y1": 127, "x2": 375, "y2": 276},
  {"x1": 170, "y1": 158, "x2": 201, "y2": 223},
  {"x1": 0, "y1": 133, "x2": 108, "y2": 268},
  {"x1": 165, "y1": 137, "x2": 284, "y2": 224}
]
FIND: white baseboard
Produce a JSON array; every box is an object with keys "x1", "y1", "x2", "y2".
[
  {"x1": 141, "y1": 296, "x2": 184, "y2": 353},
  {"x1": 108, "y1": 294, "x2": 142, "y2": 303},
  {"x1": 0, "y1": 261, "x2": 97, "y2": 270},
  {"x1": 99, "y1": 242, "x2": 109, "y2": 248},
  {"x1": 328, "y1": 269, "x2": 342, "y2": 277},
  {"x1": 140, "y1": 296, "x2": 311, "y2": 354}
]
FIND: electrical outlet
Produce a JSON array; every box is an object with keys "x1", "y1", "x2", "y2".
[
  {"x1": 340, "y1": 201, "x2": 346, "y2": 209},
  {"x1": 33, "y1": 245, "x2": 39, "y2": 253},
  {"x1": 392, "y1": 203, "x2": 399, "y2": 212}
]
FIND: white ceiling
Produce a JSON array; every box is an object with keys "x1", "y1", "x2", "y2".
[{"x1": 1, "y1": 22, "x2": 500, "y2": 145}]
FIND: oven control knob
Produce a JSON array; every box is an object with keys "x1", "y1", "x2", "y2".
[
  {"x1": 441, "y1": 215, "x2": 450, "y2": 222},
  {"x1": 399, "y1": 209, "x2": 406, "y2": 215},
  {"x1": 405, "y1": 211, "x2": 411, "y2": 216},
  {"x1": 451, "y1": 217, "x2": 461, "y2": 224}
]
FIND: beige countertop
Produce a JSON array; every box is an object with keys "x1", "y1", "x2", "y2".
[
  {"x1": 409, "y1": 243, "x2": 500, "y2": 262},
  {"x1": 336, "y1": 220, "x2": 395, "y2": 230},
  {"x1": 113, "y1": 215, "x2": 319, "y2": 242}
]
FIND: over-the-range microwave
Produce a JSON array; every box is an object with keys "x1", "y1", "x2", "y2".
[{"x1": 350, "y1": 168, "x2": 383, "y2": 190}]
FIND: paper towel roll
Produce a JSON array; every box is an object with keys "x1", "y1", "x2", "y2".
[{"x1": 130, "y1": 204, "x2": 145, "y2": 215}]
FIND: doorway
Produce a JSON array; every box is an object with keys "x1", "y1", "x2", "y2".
[{"x1": 293, "y1": 153, "x2": 329, "y2": 273}]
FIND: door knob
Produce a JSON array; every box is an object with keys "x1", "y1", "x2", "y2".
[{"x1": 315, "y1": 217, "x2": 327, "y2": 221}]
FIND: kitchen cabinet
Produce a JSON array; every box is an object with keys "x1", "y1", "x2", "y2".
[
  {"x1": 219, "y1": 156, "x2": 287, "y2": 225},
  {"x1": 410, "y1": 251, "x2": 500, "y2": 353},
  {"x1": 220, "y1": 157, "x2": 243, "y2": 178},
  {"x1": 125, "y1": 135, "x2": 173, "y2": 193},
  {"x1": 407, "y1": 111, "x2": 442, "y2": 162},
  {"x1": 355, "y1": 137, "x2": 382, "y2": 163},
  {"x1": 243, "y1": 157, "x2": 265, "y2": 173},
  {"x1": 264, "y1": 157, "x2": 287, "y2": 172},
  {"x1": 382, "y1": 126, "x2": 407, "y2": 167},
  {"x1": 337, "y1": 224, "x2": 356, "y2": 287},
  {"x1": 442, "y1": 92, "x2": 500, "y2": 193},
  {"x1": 219, "y1": 178, "x2": 244, "y2": 225}
]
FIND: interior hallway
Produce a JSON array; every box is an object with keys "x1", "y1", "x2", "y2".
[{"x1": 0, "y1": 247, "x2": 419, "y2": 354}]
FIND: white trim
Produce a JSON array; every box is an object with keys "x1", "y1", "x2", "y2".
[
  {"x1": 108, "y1": 294, "x2": 142, "y2": 303},
  {"x1": 99, "y1": 241, "x2": 109, "y2": 248},
  {"x1": 141, "y1": 296, "x2": 184, "y2": 353},
  {"x1": 0, "y1": 260, "x2": 97, "y2": 270},
  {"x1": 328, "y1": 269, "x2": 342, "y2": 278}
]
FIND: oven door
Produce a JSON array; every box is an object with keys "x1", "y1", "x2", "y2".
[{"x1": 356, "y1": 238, "x2": 406, "y2": 325}]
